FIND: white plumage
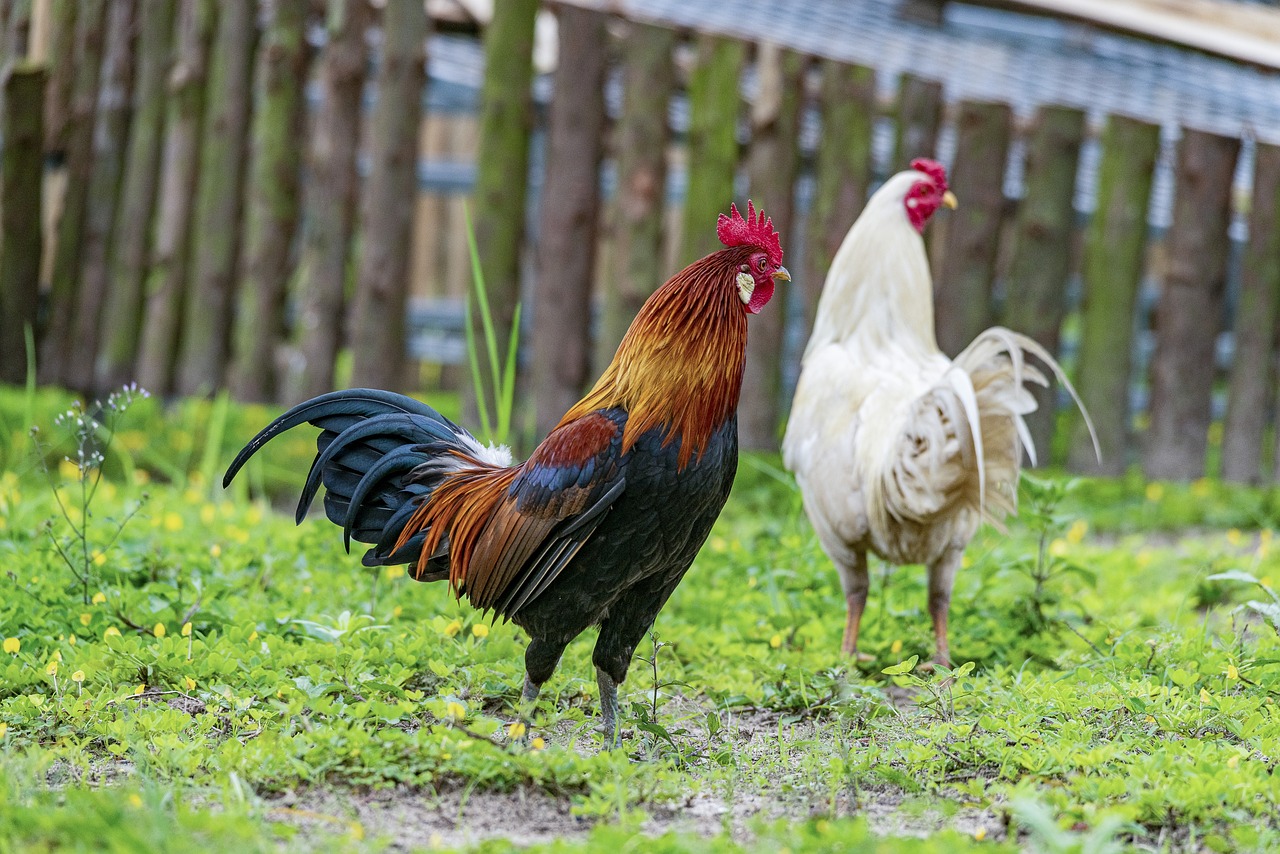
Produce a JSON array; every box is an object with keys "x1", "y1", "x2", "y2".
[{"x1": 782, "y1": 168, "x2": 1094, "y2": 664}]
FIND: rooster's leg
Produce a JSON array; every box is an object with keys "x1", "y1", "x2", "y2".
[
  {"x1": 519, "y1": 636, "x2": 568, "y2": 733},
  {"x1": 926, "y1": 547, "x2": 961, "y2": 668},
  {"x1": 838, "y1": 549, "x2": 872, "y2": 660},
  {"x1": 596, "y1": 668, "x2": 621, "y2": 749}
]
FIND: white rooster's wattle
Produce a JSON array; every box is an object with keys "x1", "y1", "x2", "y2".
[{"x1": 782, "y1": 158, "x2": 1095, "y2": 665}]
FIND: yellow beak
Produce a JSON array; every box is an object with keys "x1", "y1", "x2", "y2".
[
  {"x1": 773, "y1": 266, "x2": 791, "y2": 282},
  {"x1": 942, "y1": 190, "x2": 958, "y2": 209}
]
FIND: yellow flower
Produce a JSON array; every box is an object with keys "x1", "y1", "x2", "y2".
[
  {"x1": 1066, "y1": 519, "x2": 1088, "y2": 544},
  {"x1": 200, "y1": 505, "x2": 217, "y2": 525},
  {"x1": 392, "y1": 606, "x2": 403, "y2": 618},
  {"x1": 472, "y1": 623, "x2": 489, "y2": 639},
  {"x1": 3, "y1": 637, "x2": 18, "y2": 654},
  {"x1": 163, "y1": 512, "x2": 183, "y2": 532},
  {"x1": 1226, "y1": 664, "x2": 1239, "y2": 680},
  {"x1": 1227, "y1": 755, "x2": 1240, "y2": 769},
  {"x1": 974, "y1": 827, "x2": 987, "y2": 842},
  {"x1": 1200, "y1": 688, "x2": 1211, "y2": 705},
  {"x1": 128, "y1": 794, "x2": 143, "y2": 808},
  {"x1": 445, "y1": 700, "x2": 466, "y2": 721},
  {"x1": 1145, "y1": 483, "x2": 1164, "y2": 503},
  {"x1": 181, "y1": 622, "x2": 192, "y2": 638},
  {"x1": 1143, "y1": 714, "x2": 1156, "y2": 724},
  {"x1": 0, "y1": 722, "x2": 7, "y2": 739},
  {"x1": 134, "y1": 684, "x2": 146, "y2": 695},
  {"x1": 58, "y1": 459, "x2": 81, "y2": 481},
  {"x1": 747, "y1": 576, "x2": 757, "y2": 588},
  {"x1": 93, "y1": 551, "x2": 106, "y2": 567},
  {"x1": 45, "y1": 660, "x2": 58, "y2": 677},
  {"x1": 349, "y1": 822, "x2": 364, "y2": 841},
  {"x1": 1191, "y1": 478, "x2": 1212, "y2": 498},
  {"x1": 92, "y1": 591, "x2": 106, "y2": 605},
  {"x1": 103, "y1": 627, "x2": 121, "y2": 639},
  {"x1": 1226, "y1": 529, "x2": 1244, "y2": 547},
  {"x1": 890, "y1": 639, "x2": 903, "y2": 655},
  {"x1": 530, "y1": 737, "x2": 546, "y2": 750},
  {"x1": 67, "y1": 635, "x2": 76, "y2": 646},
  {"x1": 769, "y1": 634, "x2": 782, "y2": 649},
  {"x1": 72, "y1": 670, "x2": 85, "y2": 683},
  {"x1": 153, "y1": 623, "x2": 166, "y2": 638},
  {"x1": 508, "y1": 721, "x2": 527, "y2": 739},
  {"x1": 80, "y1": 613, "x2": 92, "y2": 626},
  {"x1": 1049, "y1": 539, "x2": 1068, "y2": 557},
  {"x1": 443, "y1": 619, "x2": 462, "y2": 638},
  {"x1": 184, "y1": 676, "x2": 196, "y2": 691},
  {"x1": 210, "y1": 544, "x2": 222, "y2": 558}
]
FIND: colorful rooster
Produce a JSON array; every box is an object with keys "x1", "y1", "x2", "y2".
[{"x1": 225, "y1": 203, "x2": 789, "y2": 745}]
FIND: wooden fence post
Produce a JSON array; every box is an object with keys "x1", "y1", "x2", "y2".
[
  {"x1": 465, "y1": 0, "x2": 538, "y2": 426},
  {"x1": 1067, "y1": 115, "x2": 1160, "y2": 474},
  {"x1": 0, "y1": 65, "x2": 46, "y2": 384},
  {"x1": 1225, "y1": 144, "x2": 1280, "y2": 483},
  {"x1": 741, "y1": 43, "x2": 804, "y2": 452},
  {"x1": 1218, "y1": 144, "x2": 1280, "y2": 482},
  {"x1": 176, "y1": 0, "x2": 256, "y2": 396},
  {"x1": 95, "y1": 0, "x2": 175, "y2": 391},
  {"x1": 65, "y1": 0, "x2": 134, "y2": 394},
  {"x1": 934, "y1": 99, "x2": 1012, "y2": 357},
  {"x1": 349, "y1": 0, "x2": 428, "y2": 390},
  {"x1": 596, "y1": 21, "x2": 674, "y2": 370},
  {"x1": 680, "y1": 33, "x2": 744, "y2": 266},
  {"x1": 1144, "y1": 128, "x2": 1240, "y2": 480},
  {"x1": 40, "y1": 0, "x2": 73, "y2": 156},
  {"x1": 39, "y1": 0, "x2": 105, "y2": 386},
  {"x1": 893, "y1": 72, "x2": 943, "y2": 166},
  {"x1": 802, "y1": 59, "x2": 875, "y2": 332},
  {"x1": 287, "y1": 0, "x2": 371, "y2": 403},
  {"x1": 530, "y1": 5, "x2": 607, "y2": 437},
  {"x1": 229, "y1": 0, "x2": 308, "y2": 402},
  {"x1": 1003, "y1": 105, "x2": 1086, "y2": 462},
  {"x1": 135, "y1": 0, "x2": 216, "y2": 397}
]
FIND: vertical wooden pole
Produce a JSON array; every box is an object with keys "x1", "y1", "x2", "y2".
[
  {"x1": 229, "y1": 0, "x2": 308, "y2": 402},
  {"x1": 596, "y1": 21, "x2": 674, "y2": 369},
  {"x1": 1144, "y1": 129, "x2": 1240, "y2": 480},
  {"x1": 39, "y1": 0, "x2": 73, "y2": 155},
  {"x1": 1067, "y1": 115, "x2": 1160, "y2": 474},
  {"x1": 1223, "y1": 143, "x2": 1280, "y2": 483},
  {"x1": 39, "y1": 0, "x2": 105, "y2": 386},
  {"x1": 892, "y1": 72, "x2": 943, "y2": 166},
  {"x1": 530, "y1": 5, "x2": 607, "y2": 437},
  {"x1": 465, "y1": 0, "x2": 538, "y2": 423},
  {"x1": 175, "y1": 0, "x2": 256, "y2": 395},
  {"x1": 0, "y1": 65, "x2": 46, "y2": 384},
  {"x1": 135, "y1": 0, "x2": 216, "y2": 397},
  {"x1": 348, "y1": 0, "x2": 428, "y2": 390},
  {"x1": 680, "y1": 34, "x2": 744, "y2": 266},
  {"x1": 288, "y1": 0, "x2": 372, "y2": 403},
  {"x1": 65, "y1": 0, "x2": 135, "y2": 394},
  {"x1": 1003, "y1": 105, "x2": 1086, "y2": 463},
  {"x1": 740, "y1": 44, "x2": 804, "y2": 452},
  {"x1": 802, "y1": 59, "x2": 875, "y2": 332},
  {"x1": 933, "y1": 99, "x2": 1012, "y2": 357},
  {"x1": 95, "y1": 0, "x2": 175, "y2": 391}
]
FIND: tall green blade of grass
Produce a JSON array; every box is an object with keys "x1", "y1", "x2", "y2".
[{"x1": 462, "y1": 201, "x2": 521, "y2": 447}]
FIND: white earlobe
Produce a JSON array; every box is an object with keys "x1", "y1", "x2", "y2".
[{"x1": 736, "y1": 272, "x2": 755, "y2": 304}]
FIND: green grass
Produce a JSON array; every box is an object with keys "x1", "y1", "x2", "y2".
[{"x1": 1, "y1": 386, "x2": 1279, "y2": 852}]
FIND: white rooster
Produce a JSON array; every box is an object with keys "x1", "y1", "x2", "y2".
[{"x1": 782, "y1": 158, "x2": 1094, "y2": 666}]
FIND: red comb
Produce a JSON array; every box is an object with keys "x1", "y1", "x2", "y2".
[
  {"x1": 716, "y1": 200, "x2": 783, "y2": 266},
  {"x1": 910, "y1": 158, "x2": 949, "y2": 189}
]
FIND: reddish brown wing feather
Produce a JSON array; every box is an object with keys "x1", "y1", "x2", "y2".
[{"x1": 397, "y1": 411, "x2": 627, "y2": 616}]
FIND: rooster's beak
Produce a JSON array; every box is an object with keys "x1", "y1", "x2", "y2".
[
  {"x1": 942, "y1": 191, "x2": 958, "y2": 209},
  {"x1": 773, "y1": 266, "x2": 791, "y2": 282}
]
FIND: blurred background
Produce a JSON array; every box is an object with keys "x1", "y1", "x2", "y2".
[{"x1": 0, "y1": 0, "x2": 1278, "y2": 480}]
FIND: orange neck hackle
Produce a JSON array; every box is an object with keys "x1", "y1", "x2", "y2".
[{"x1": 562, "y1": 247, "x2": 753, "y2": 469}]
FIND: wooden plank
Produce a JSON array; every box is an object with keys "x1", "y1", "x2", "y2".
[
  {"x1": 530, "y1": 5, "x2": 607, "y2": 438},
  {"x1": 1143, "y1": 127, "x2": 1240, "y2": 481},
  {"x1": 1067, "y1": 115, "x2": 1160, "y2": 475},
  {"x1": 0, "y1": 65, "x2": 46, "y2": 384},
  {"x1": 596, "y1": 20, "x2": 674, "y2": 372},
  {"x1": 976, "y1": 0, "x2": 1280, "y2": 73},
  {"x1": 1003, "y1": 105, "x2": 1086, "y2": 464},
  {"x1": 933, "y1": 99, "x2": 1013, "y2": 357},
  {"x1": 349, "y1": 0, "x2": 429, "y2": 391},
  {"x1": 1222, "y1": 143, "x2": 1280, "y2": 483},
  {"x1": 679, "y1": 33, "x2": 744, "y2": 266},
  {"x1": 802, "y1": 59, "x2": 875, "y2": 334},
  {"x1": 892, "y1": 73, "x2": 943, "y2": 167},
  {"x1": 740, "y1": 43, "x2": 804, "y2": 452}
]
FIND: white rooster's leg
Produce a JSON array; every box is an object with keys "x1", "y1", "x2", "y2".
[
  {"x1": 926, "y1": 547, "x2": 962, "y2": 667},
  {"x1": 838, "y1": 549, "x2": 872, "y2": 661}
]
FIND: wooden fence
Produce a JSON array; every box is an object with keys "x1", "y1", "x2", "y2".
[{"x1": 0, "y1": 0, "x2": 1278, "y2": 484}]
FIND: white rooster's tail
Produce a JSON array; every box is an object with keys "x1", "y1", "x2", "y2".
[{"x1": 870, "y1": 328, "x2": 1097, "y2": 539}]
